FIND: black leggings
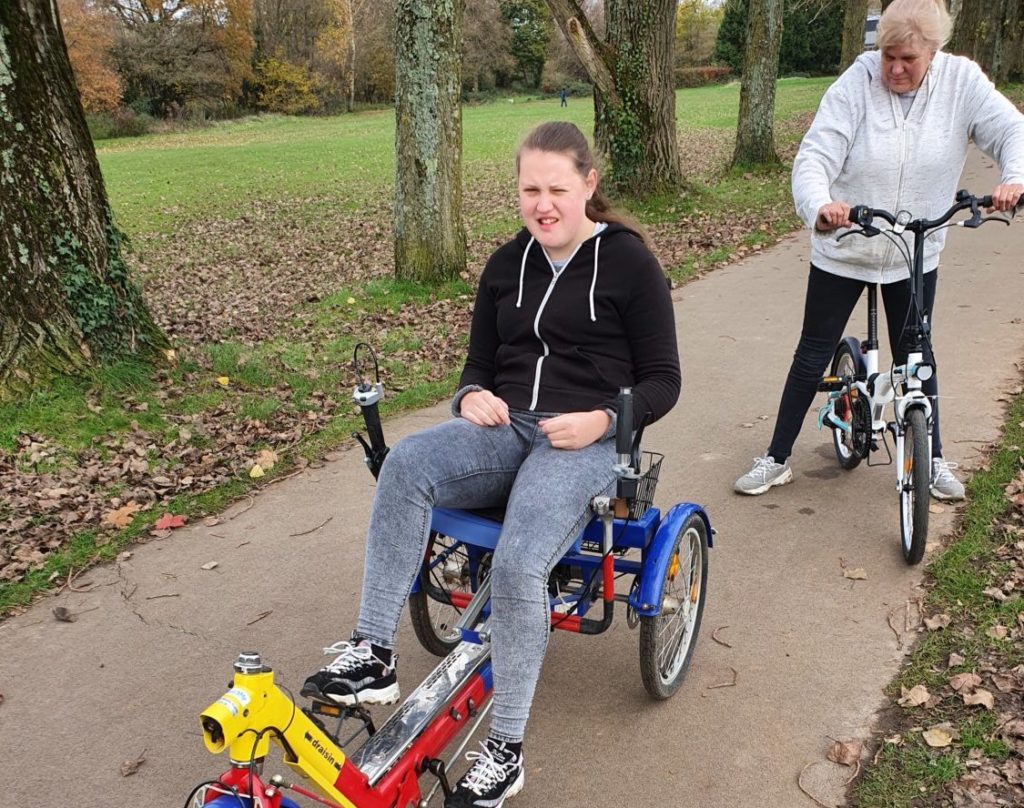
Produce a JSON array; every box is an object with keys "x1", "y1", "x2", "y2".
[{"x1": 767, "y1": 265, "x2": 942, "y2": 463}]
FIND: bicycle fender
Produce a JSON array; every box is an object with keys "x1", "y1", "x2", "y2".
[
  {"x1": 835, "y1": 336, "x2": 866, "y2": 375},
  {"x1": 630, "y1": 502, "x2": 712, "y2": 617}
]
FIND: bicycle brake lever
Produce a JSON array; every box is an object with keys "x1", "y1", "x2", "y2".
[{"x1": 836, "y1": 226, "x2": 879, "y2": 242}]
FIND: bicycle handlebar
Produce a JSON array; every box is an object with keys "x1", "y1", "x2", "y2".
[{"x1": 846, "y1": 189, "x2": 1008, "y2": 234}]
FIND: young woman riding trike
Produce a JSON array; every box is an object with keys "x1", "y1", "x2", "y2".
[
  {"x1": 186, "y1": 367, "x2": 712, "y2": 808},
  {"x1": 187, "y1": 120, "x2": 712, "y2": 808}
]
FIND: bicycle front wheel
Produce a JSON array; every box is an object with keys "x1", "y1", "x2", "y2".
[{"x1": 899, "y1": 408, "x2": 930, "y2": 565}]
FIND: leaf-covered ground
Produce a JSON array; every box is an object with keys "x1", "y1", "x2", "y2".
[{"x1": 0, "y1": 102, "x2": 873, "y2": 604}]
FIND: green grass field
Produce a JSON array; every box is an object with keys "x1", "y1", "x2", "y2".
[{"x1": 97, "y1": 78, "x2": 834, "y2": 236}]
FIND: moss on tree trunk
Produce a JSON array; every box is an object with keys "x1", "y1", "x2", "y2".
[
  {"x1": 732, "y1": 0, "x2": 784, "y2": 168},
  {"x1": 0, "y1": 1, "x2": 165, "y2": 401},
  {"x1": 393, "y1": 0, "x2": 466, "y2": 284}
]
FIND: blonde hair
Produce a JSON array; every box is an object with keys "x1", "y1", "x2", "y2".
[{"x1": 877, "y1": 0, "x2": 953, "y2": 52}]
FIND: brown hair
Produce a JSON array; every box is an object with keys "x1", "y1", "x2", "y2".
[
  {"x1": 515, "y1": 121, "x2": 647, "y2": 241},
  {"x1": 877, "y1": 0, "x2": 952, "y2": 53}
]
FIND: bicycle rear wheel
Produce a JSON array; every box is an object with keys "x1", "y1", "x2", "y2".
[
  {"x1": 899, "y1": 408, "x2": 930, "y2": 565},
  {"x1": 830, "y1": 340, "x2": 869, "y2": 470},
  {"x1": 639, "y1": 513, "x2": 709, "y2": 699},
  {"x1": 409, "y1": 532, "x2": 489, "y2": 656}
]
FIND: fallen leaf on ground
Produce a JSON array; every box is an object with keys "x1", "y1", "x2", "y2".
[
  {"x1": 898, "y1": 684, "x2": 931, "y2": 707},
  {"x1": 963, "y1": 689, "x2": 995, "y2": 710},
  {"x1": 256, "y1": 449, "x2": 278, "y2": 470},
  {"x1": 154, "y1": 513, "x2": 187, "y2": 531},
  {"x1": 216, "y1": 376, "x2": 230, "y2": 387},
  {"x1": 929, "y1": 503, "x2": 946, "y2": 514},
  {"x1": 843, "y1": 567, "x2": 868, "y2": 580},
  {"x1": 120, "y1": 749, "x2": 146, "y2": 777},
  {"x1": 827, "y1": 739, "x2": 862, "y2": 766},
  {"x1": 949, "y1": 672, "x2": 983, "y2": 691},
  {"x1": 986, "y1": 625, "x2": 1008, "y2": 640},
  {"x1": 948, "y1": 652, "x2": 965, "y2": 667},
  {"x1": 249, "y1": 464, "x2": 265, "y2": 479},
  {"x1": 200, "y1": 561, "x2": 219, "y2": 571},
  {"x1": 203, "y1": 516, "x2": 222, "y2": 527},
  {"x1": 923, "y1": 725, "x2": 955, "y2": 748},
  {"x1": 983, "y1": 587, "x2": 1009, "y2": 602},
  {"x1": 52, "y1": 606, "x2": 76, "y2": 623},
  {"x1": 102, "y1": 501, "x2": 142, "y2": 529},
  {"x1": 925, "y1": 613, "x2": 952, "y2": 630},
  {"x1": 117, "y1": 551, "x2": 133, "y2": 562}
]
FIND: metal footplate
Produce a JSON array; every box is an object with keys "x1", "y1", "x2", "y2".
[{"x1": 349, "y1": 638, "x2": 491, "y2": 784}]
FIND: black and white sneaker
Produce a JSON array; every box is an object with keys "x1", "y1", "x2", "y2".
[
  {"x1": 300, "y1": 638, "x2": 399, "y2": 705},
  {"x1": 445, "y1": 738, "x2": 525, "y2": 808}
]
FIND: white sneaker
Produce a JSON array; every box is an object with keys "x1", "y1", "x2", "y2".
[
  {"x1": 734, "y1": 455, "x2": 793, "y2": 495},
  {"x1": 930, "y1": 458, "x2": 965, "y2": 501}
]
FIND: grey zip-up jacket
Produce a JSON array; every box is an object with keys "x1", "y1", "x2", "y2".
[{"x1": 792, "y1": 50, "x2": 1024, "y2": 284}]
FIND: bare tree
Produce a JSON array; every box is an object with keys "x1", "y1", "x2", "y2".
[
  {"x1": 393, "y1": 0, "x2": 466, "y2": 283},
  {"x1": 839, "y1": 0, "x2": 869, "y2": 72},
  {"x1": 732, "y1": 0, "x2": 784, "y2": 166},
  {"x1": 0, "y1": 0, "x2": 164, "y2": 399},
  {"x1": 547, "y1": 0, "x2": 681, "y2": 194}
]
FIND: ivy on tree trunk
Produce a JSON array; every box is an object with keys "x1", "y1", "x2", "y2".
[
  {"x1": 547, "y1": 0, "x2": 681, "y2": 196},
  {"x1": 732, "y1": 0, "x2": 784, "y2": 168},
  {"x1": 0, "y1": 0, "x2": 165, "y2": 401},
  {"x1": 393, "y1": 0, "x2": 466, "y2": 284}
]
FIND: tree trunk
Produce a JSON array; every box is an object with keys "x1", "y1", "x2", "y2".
[
  {"x1": 732, "y1": 0, "x2": 784, "y2": 167},
  {"x1": 0, "y1": 0, "x2": 164, "y2": 401},
  {"x1": 950, "y1": 0, "x2": 1024, "y2": 83},
  {"x1": 839, "y1": 0, "x2": 869, "y2": 72},
  {"x1": 547, "y1": 0, "x2": 681, "y2": 195},
  {"x1": 344, "y1": 0, "x2": 356, "y2": 112},
  {"x1": 393, "y1": 0, "x2": 466, "y2": 283}
]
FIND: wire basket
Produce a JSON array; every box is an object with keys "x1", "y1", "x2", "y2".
[{"x1": 628, "y1": 451, "x2": 664, "y2": 519}]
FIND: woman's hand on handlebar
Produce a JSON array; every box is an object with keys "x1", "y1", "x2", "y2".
[
  {"x1": 816, "y1": 201, "x2": 852, "y2": 232},
  {"x1": 460, "y1": 390, "x2": 511, "y2": 427},
  {"x1": 987, "y1": 183, "x2": 1024, "y2": 213},
  {"x1": 539, "y1": 411, "x2": 610, "y2": 450}
]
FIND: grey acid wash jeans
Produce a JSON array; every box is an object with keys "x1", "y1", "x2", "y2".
[{"x1": 354, "y1": 409, "x2": 617, "y2": 742}]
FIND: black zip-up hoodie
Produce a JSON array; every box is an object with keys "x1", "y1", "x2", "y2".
[{"x1": 458, "y1": 222, "x2": 681, "y2": 431}]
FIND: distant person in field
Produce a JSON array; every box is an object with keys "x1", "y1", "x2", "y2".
[
  {"x1": 734, "y1": 0, "x2": 1024, "y2": 500},
  {"x1": 560, "y1": 87, "x2": 568, "y2": 107}
]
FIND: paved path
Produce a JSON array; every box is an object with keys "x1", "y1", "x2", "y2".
[{"x1": 2, "y1": 150, "x2": 1023, "y2": 808}]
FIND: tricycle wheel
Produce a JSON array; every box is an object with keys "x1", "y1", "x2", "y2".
[
  {"x1": 409, "y1": 532, "x2": 489, "y2": 656},
  {"x1": 639, "y1": 513, "x2": 708, "y2": 699}
]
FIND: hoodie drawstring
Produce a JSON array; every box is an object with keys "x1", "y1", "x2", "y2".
[
  {"x1": 589, "y1": 236, "x2": 601, "y2": 322},
  {"x1": 516, "y1": 237, "x2": 534, "y2": 308}
]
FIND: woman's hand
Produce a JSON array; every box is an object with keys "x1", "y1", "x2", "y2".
[
  {"x1": 459, "y1": 389, "x2": 511, "y2": 427},
  {"x1": 815, "y1": 201, "x2": 852, "y2": 232},
  {"x1": 539, "y1": 410, "x2": 611, "y2": 450},
  {"x1": 988, "y1": 183, "x2": 1024, "y2": 213}
]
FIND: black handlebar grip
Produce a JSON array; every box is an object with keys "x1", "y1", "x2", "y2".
[
  {"x1": 977, "y1": 195, "x2": 993, "y2": 209},
  {"x1": 615, "y1": 388, "x2": 633, "y2": 456},
  {"x1": 362, "y1": 402, "x2": 387, "y2": 454},
  {"x1": 848, "y1": 205, "x2": 869, "y2": 225}
]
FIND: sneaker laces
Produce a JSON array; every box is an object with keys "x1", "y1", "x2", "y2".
[
  {"x1": 748, "y1": 455, "x2": 778, "y2": 482},
  {"x1": 320, "y1": 640, "x2": 375, "y2": 674},
  {"x1": 461, "y1": 741, "x2": 516, "y2": 796},
  {"x1": 932, "y1": 458, "x2": 959, "y2": 484}
]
